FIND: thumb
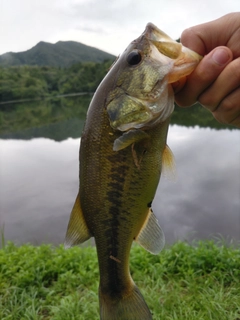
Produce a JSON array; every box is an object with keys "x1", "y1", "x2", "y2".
[{"x1": 174, "y1": 46, "x2": 233, "y2": 107}]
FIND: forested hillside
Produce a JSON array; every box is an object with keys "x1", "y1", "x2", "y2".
[
  {"x1": 0, "y1": 41, "x2": 115, "y2": 67},
  {"x1": 0, "y1": 60, "x2": 113, "y2": 104}
]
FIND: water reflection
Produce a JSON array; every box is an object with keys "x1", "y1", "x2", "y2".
[
  {"x1": 1, "y1": 126, "x2": 239, "y2": 245},
  {"x1": 156, "y1": 126, "x2": 240, "y2": 243}
]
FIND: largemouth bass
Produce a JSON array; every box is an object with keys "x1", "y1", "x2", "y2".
[{"x1": 65, "y1": 23, "x2": 202, "y2": 320}]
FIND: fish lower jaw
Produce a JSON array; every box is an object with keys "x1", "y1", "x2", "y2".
[
  {"x1": 143, "y1": 97, "x2": 174, "y2": 126},
  {"x1": 112, "y1": 112, "x2": 152, "y2": 131},
  {"x1": 112, "y1": 96, "x2": 173, "y2": 132}
]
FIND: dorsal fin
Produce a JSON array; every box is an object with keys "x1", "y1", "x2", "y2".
[{"x1": 64, "y1": 193, "x2": 92, "y2": 248}]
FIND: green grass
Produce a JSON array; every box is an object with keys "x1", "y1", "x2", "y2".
[{"x1": 0, "y1": 241, "x2": 239, "y2": 319}]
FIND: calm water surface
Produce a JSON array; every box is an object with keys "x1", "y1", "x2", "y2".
[{"x1": 1, "y1": 121, "x2": 239, "y2": 245}]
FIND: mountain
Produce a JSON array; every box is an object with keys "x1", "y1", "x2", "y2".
[{"x1": 0, "y1": 41, "x2": 116, "y2": 67}]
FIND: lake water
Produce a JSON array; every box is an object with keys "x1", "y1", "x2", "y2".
[{"x1": 0, "y1": 98, "x2": 239, "y2": 246}]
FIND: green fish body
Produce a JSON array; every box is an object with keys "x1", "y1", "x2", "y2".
[{"x1": 65, "y1": 23, "x2": 202, "y2": 320}]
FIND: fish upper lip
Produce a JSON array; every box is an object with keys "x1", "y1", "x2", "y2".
[{"x1": 144, "y1": 22, "x2": 202, "y2": 72}]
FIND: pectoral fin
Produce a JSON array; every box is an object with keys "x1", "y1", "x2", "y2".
[
  {"x1": 113, "y1": 129, "x2": 149, "y2": 151},
  {"x1": 64, "y1": 193, "x2": 92, "y2": 248},
  {"x1": 162, "y1": 144, "x2": 177, "y2": 181},
  {"x1": 135, "y1": 208, "x2": 165, "y2": 254}
]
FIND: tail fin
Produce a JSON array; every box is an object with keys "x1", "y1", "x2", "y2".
[{"x1": 99, "y1": 284, "x2": 153, "y2": 320}]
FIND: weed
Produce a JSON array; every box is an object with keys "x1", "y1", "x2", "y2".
[{"x1": 0, "y1": 241, "x2": 239, "y2": 319}]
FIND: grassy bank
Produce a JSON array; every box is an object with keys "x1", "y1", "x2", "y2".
[{"x1": 0, "y1": 241, "x2": 239, "y2": 319}]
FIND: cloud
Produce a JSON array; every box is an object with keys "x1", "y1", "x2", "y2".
[{"x1": 0, "y1": 0, "x2": 239, "y2": 55}]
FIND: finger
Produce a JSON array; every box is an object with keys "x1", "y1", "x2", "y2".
[
  {"x1": 199, "y1": 57, "x2": 240, "y2": 111},
  {"x1": 180, "y1": 13, "x2": 240, "y2": 57},
  {"x1": 171, "y1": 76, "x2": 186, "y2": 93},
  {"x1": 212, "y1": 87, "x2": 240, "y2": 128},
  {"x1": 180, "y1": 26, "x2": 207, "y2": 55},
  {"x1": 174, "y1": 47, "x2": 233, "y2": 107}
]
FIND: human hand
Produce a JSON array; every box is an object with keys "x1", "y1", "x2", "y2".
[{"x1": 173, "y1": 12, "x2": 240, "y2": 128}]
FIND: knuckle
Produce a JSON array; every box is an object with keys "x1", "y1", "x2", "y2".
[
  {"x1": 180, "y1": 28, "x2": 194, "y2": 42},
  {"x1": 213, "y1": 97, "x2": 238, "y2": 125},
  {"x1": 226, "y1": 58, "x2": 240, "y2": 86},
  {"x1": 198, "y1": 92, "x2": 215, "y2": 109},
  {"x1": 180, "y1": 27, "x2": 205, "y2": 55},
  {"x1": 212, "y1": 112, "x2": 226, "y2": 124},
  {"x1": 232, "y1": 58, "x2": 240, "y2": 82},
  {"x1": 220, "y1": 96, "x2": 236, "y2": 113}
]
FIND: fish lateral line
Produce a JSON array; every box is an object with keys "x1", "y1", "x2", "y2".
[{"x1": 65, "y1": 21, "x2": 202, "y2": 320}]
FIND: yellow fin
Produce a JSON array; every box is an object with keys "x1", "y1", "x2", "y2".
[
  {"x1": 113, "y1": 129, "x2": 149, "y2": 151},
  {"x1": 64, "y1": 193, "x2": 92, "y2": 248},
  {"x1": 162, "y1": 144, "x2": 177, "y2": 181},
  {"x1": 135, "y1": 208, "x2": 165, "y2": 254}
]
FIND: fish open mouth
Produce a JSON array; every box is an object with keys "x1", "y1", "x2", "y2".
[
  {"x1": 106, "y1": 23, "x2": 202, "y2": 132},
  {"x1": 145, "y1": 22, "x2": 202, "y2": 83}
]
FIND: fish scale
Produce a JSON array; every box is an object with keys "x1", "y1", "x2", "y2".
[
  {"x1": 81, "y1": 108, "x2": 168, "y2": 317},
  {"x1": 64, "y1": 22, "x2": 202, "y2": 319}
]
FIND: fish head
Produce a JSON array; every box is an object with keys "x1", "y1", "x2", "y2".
[{"x1": 107, "y1": 23, "x2": 202, "y2": 131}]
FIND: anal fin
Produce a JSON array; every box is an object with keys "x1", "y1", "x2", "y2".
[
  {"x1": 64, "y1": 192, "x2": 92, "y2": 248},
  {"x1": 135, "y1": 208, "x2": 165, "y2": 254}
]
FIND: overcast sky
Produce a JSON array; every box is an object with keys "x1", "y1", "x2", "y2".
[{"x1": 1, "y1": 0, "x2": 239, "y2": 56}]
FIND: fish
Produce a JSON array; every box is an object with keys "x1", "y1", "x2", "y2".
[{"x1": 64, "y1": 23, "x2": 202, "y2": 320}]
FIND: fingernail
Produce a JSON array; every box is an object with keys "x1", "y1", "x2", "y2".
[{"x1": 212, "y1": 48, "x2": 231, "y2": 66}]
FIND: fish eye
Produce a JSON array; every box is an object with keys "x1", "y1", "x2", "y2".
[{"x1": 127, "y1": 50, "x2": 142, "y2": 65}]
